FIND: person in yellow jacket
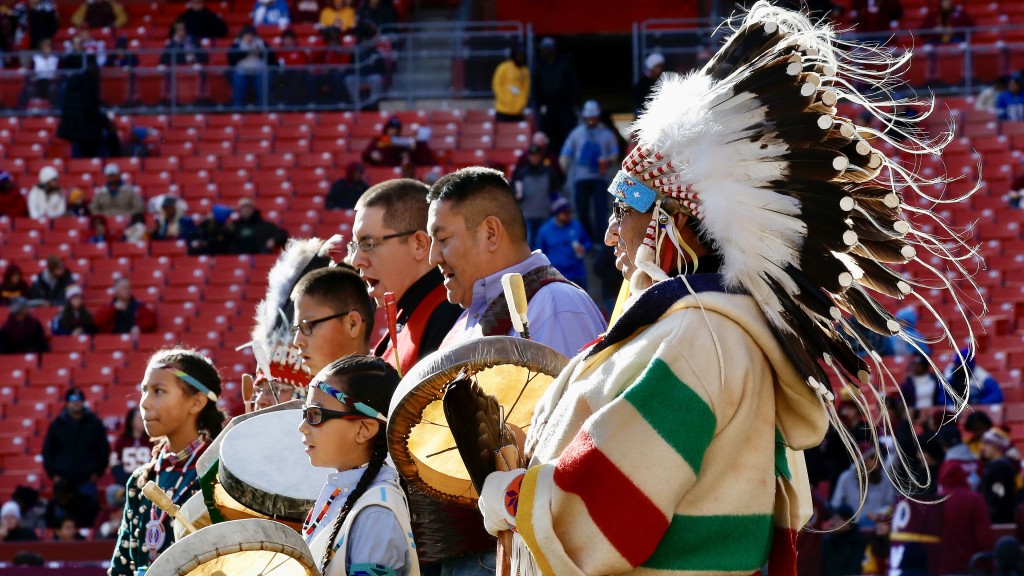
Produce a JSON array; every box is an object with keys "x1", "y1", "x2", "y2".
[
  {"x1": 71, "y1": 0, "x2": 127, "y2": 29},
  {"x1": 492, "y1": 45, "x2": 529, "y2": 122}
]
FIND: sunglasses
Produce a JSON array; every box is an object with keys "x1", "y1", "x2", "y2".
[{"x1": 302, "y1": 405, "x2": 369, "y2": 427}]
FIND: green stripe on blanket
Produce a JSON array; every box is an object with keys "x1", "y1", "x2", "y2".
[
  {"x1": 642, "y1": 513, "x2": 774, "y2": 571},
  {"x1": 622, "y1": 358, "x2": 716, "y2": 475}
]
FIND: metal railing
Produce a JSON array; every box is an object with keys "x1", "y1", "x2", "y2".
[
  {"x1": 633, "y1": 20, "x2": 1024, "y2": 96},
  {"x1": 0, "y1": 21, "x2": 532, "y2": 116}
]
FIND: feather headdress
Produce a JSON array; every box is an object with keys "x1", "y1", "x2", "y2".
[
  {"x1": 611, "y1": 1, "x2": 983, "y2": 494},
  {"x1": 245, "y1": 235, "x2": 343, "y2": 389}
]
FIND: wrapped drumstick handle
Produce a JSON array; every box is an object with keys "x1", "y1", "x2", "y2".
[
  {"x1": 501, "y1": 273, "x2": 530, "y2": 340},
  {"x1": 383, "y1": 291, "x2": 402, "y2": 377},
  {"x1": 142, "y1": 481, "x2": 198, "y2": 536}
]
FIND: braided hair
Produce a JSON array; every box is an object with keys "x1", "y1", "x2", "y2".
[{"x1": 315, "y1": 355, "x2": 400, "y2": 575}]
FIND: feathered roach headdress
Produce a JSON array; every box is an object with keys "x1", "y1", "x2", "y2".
[
  {"x1": 611, "y1": 1, "x2": 983, "y2": 493},
  {"x1": 245, "y1": 236, "x2": 345, "y2": 391}
]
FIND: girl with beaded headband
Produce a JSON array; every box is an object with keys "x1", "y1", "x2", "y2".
[
  {"x1": 299, "y1": 355, "x2": 419, "y2": 576},
  {"x1": 471, "y1": 3, "x2": 982, "y2": 575},
  {"x1": 109, "y1": 348, "x2": 227, "y2": 576}
]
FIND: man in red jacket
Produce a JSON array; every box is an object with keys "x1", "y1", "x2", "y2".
[
  {"x1": 936, "y1": 454, "x2": 994, "y2": 573},
  {"x1": 0, "y1": 171, "x2": 27, "y2": 217},
  {"x1": 94, "y1": 278, "x2": 157, "y2": 335}
]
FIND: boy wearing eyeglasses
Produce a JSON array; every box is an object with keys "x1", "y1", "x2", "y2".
[{"x1": 291, "y1": 266, "x2": 376, "y2": 375}]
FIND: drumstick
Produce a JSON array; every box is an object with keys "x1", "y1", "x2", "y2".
[
  {"x1": 142, "y1": 481, "x2": 199, "y2": 536},
  {"x1": 383, "y1": 291, "x2": 402, "y2": 377},
  {"x1": 494, "y1": 443, "x2": 520, "y2": 576},
  {"x1": 501, "y1": 273, "x2": 530, "y2": 340}
]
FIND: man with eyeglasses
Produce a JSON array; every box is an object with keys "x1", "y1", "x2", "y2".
[
  {"x1": 428, "y1": 166, "x2": 606, "y2": 360},
  {"x1": 289, "y1": 266, "x2": 375, "y2": 376},
  {"x1": 349, "y1": 179, "x2": 463, "y2": 372}
]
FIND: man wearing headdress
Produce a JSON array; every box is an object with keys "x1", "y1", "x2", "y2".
[{"x1": 470, "y1": 3, "x2": 976, "y2": 574}]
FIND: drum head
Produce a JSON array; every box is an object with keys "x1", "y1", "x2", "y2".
[
  {"x1": 387, "y1": 336, "x2": 567, "y2": 507},
  {"x1": 148, "y1": 518, "x2": 319, "y2": 576},
  {"x1": 219, "y1": 409, "x2": 333, "y2": 522}
]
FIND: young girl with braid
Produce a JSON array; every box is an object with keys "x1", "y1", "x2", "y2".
[
  {"x1": 109, "y1": 348, "x2": 227, "y2": 576},
  {"x1": 299, "y1": 355, "x2": 419, "y2": 576}
]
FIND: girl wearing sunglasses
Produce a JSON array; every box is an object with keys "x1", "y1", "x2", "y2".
[{"x1": 298, "y1": 355, "x2": 419, "y2": 576}]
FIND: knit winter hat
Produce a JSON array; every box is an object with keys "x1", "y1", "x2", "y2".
[
  {"x1": 982, "y1": 428, "x2": 1012, "y2": 453},
  {"x1": 1, "y1": 501, "x2": 20, "y2": 520}
]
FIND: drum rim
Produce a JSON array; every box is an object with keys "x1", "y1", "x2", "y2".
[{"x1": 386, "y1": 336, "x2": 567, "y2": 507}]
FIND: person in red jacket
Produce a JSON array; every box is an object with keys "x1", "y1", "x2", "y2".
[
  {"x1": 94, "y1": 278, "x2": 157, "y2": 335},
  {"x1": 936, "y1": 454, "x2": 994, "y2": 574},
  {"x1": 0, "y1": 171, "x2": 27, "y2": 217}
]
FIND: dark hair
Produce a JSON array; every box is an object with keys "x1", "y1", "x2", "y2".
[
  {"x1": 148, "y1": 348, "x2": 227, "y2": 439},
  {"x1": 427, "y1": 167, "x2": 527, "y2": 242},
  {"x1": 964, "y1": 411, "x2": 993, "y2": 432},
  {"x1": 290, "y1": 266, "x2": 375, "y2": 346},
  {"x1": 317, "y1": 355, "x2": 399, "y2": 574},
  {"x1": 281, "y1": 29, "x2": 297, "y2": 40},
  {"x1": 120, "y1": 406, "x2": 142, "y2": 441},
  {"x1": 355, "y1": 178, "x2": 430, "y2": 234}
]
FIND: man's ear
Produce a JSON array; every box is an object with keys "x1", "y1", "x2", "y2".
[
  {"x1": 411, "y1": 230, "x2": 431, "y2": 263},
  {"x1": 480, "y1": 215, "x2": 504, "y2": 253}
]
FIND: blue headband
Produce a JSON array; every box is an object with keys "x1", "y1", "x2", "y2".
[
  {"x1": 153, "y1": 363, "x2": 218, "y2": 402},
  {"x1": 314, "y1": 381, "x2": 386, "y2": 422},
  {"x1": 608, "y1": 170, "x2": 658, "y2": 213}
]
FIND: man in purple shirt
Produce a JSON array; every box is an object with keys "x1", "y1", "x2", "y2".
[{"x1": 427, "y1": 166, "x2": 606, "y2": 360}]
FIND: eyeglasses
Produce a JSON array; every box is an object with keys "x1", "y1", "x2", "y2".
[
  {"x1": 611, "y1": 200, "x2": 633, "y2": 223},
  {"x1": 254, "y1": 380, "x2": 295, "y2": 398},
  {"x1": 302, "y1": 405, "x2": 368, "y2": 427},
  {"x1": 290, "y1": 310, "x2": 353, "y2": 336},
  {"x1": 346, "y1": 230, "x2": 417, "y2": 255}
]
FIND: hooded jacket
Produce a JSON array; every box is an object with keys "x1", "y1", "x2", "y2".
[
  {"x1": 937, "y1": 459, "x2": 993, "y2": 574},
  {"x1": 42, "y1": 408, "x2": 110, "y2": 486}
]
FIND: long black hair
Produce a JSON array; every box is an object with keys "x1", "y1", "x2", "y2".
[
  {"x1": 316, "y1": 355, "x2": 400, "y2": 575},
  {"x1": 148, "y1": 347, "x2": 227, "y2": 440}
]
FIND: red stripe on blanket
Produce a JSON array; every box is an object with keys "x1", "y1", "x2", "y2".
[
  {"x1": 768, "y1": 527, "x2": 799, "y2": 576},
  {"x1": 553, "y1": 429, "x2": 669, "y2": 567}
]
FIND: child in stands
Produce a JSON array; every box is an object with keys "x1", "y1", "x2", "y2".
[
  {"x1": 290, "y1": 266, "x2": 375, "y2": 375},
  {"x1": 299, "y1": 355, "x2": 418, "y2": 576},
  {"x1": 109, "y1": 348, "x2": 226, "y2": 576}
]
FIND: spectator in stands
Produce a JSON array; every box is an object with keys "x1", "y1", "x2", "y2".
[
  {"x1": 820, "y1": 505, "x2": 866, "y2": 576},
  {"x1": 356, "y1": 0, "x2": 395, "y2": 28},
  {"x1": 20, "y1": 0, "x2": 59, "y2": 50},
  {"x1": 996, "y1": 75, "x2": 1024, "y2": 122},
  {"x1": 27, "y1": 165, "x2": 65, "y2": 219},
  {"x1": 344, "y1": 21, "x2": 388, "y2": 109},
  {"x1": 85, "y1": 214, "x2": 110, "y2": 243},
  {"x1": 0, "y1": 502, "x2": 38, "y2": 542},
  {"x1": 964, "y1": 411, "x2": 994, "y2": 458},
  {"x1": 121, "y1": 128, "x2": 151, "y2": 158},
  {"x1": 977, "y1": 76, "x2": 1008, "y2": 116},
  {"x1": 190, "y1": 204, "x2": 233, "y2": 255},
  {"x1": 71, "y1": 0, "x2": 126, "y2": 29},
  {"x1": 273, "y1": 29, "x2": 311, "y2": 104},
  {"x1": 362, "y1": 116, "x2": 435, "y2": 167},
  {"x1": 66, "y1": 186, "x2": 88, "y2": 216},
  {"x1": 326, "y1": 161, "x2": 369, "y2": 210},
  {"x1": 228, "y1": 25, "x2": 274, "y2": 107},
  {"x1": 560, "y1": 99, "x2": 619, "y2": 239},
  {"x1": 63, "y1": 27, "x2": 107, "y2": 67},
  {"x1": 252, "y1": 0, "x2": 289, "y2": 27},
  {"x1": 887, "y1": 305, "x2": 931, "y2": 357},
  {"x1": 512, "y1": 143, "x2": 563, "y2": 247},
  {"x1": 936, "y1": 448, "x2": 993, "y2": 574},
  {"x1": 920, "y1": 0, "x2": 974, "y2": 44},
  {"x1": 42, "y1": 386, "x2": 108, "y2": 528},
  {"x1": 122, "y1": 212, "x2": 147, "y2": 242},
  {"x1": 107, "y1": 35, "x2": 138, "y2": 69},
  {"x1": 292, "y1": 0, "x2": 321, "y2": 23},
  {"x1": 0, "y1": 171, "x2": 28, "y2": 218},
  {"x1": 831, "y1": 446, "x2": 896, "y2": 530},
  {"x1": 980, "y1": 427, "x2": 1018, "y2": 523},
  {"x1": 176, "y1": 0, "x2": 227, "y2": 41},
  {"x1": 151, "y1": 195, "x2": 198, "y2": 241},
  {"x1": 52, "y1": 516, "x2": 83, "y2": 541},
  {"x1": 109, "y1": 407, "x2": 153, "y2": 487},
  {"x1": 492, "y1": 44, "x2": 529, "y2": 123},
  {"x1": 0, "y1": 264, "x2": 29, "y2": 304},
  {"x1": 633, "y1": 52, "x2": 664, "y2": 116},
  {"x1": 226, "y1": 197, "x2": 287, "y2": 254},
  {"x1": 28, "y1": 255, "x2": 75, "y2": 304},
  {"x1": 160, "y1": 21, "x2": 208, "y2": 66},
  {"x1": 532, "y1": 37, "x2": 579, "y2": 151},
  {"x1": 90, "y1": 163, "x2": 144, "y2": 216},
  {"x1": 95, "y1": 277, "x2": 157, "y2": 335},
  {"x1": 901, "y1": 353, "x2": 946, "y2": 410},
  {"x1": 10, "y1": 486, "x2": 45, "y2": 534},
  {"x1": 536, "y1": 198, "x2": 591, "y2": 288},
  {"x1": 57, "y1": 57, "x2": 106, "y2": 158},
  {"x1": 846, "y1": 0, "x2": 903, "y2": 34},
  {"x1": 51, "y1": 284, "x2": 97, "y2": 336},
  {"x1": 515, "y1": 131, "x2": 563, "y2": 180},
  {"x1": 945, "y1": 347, "x2": 1004, "y2": 405},
  {"x1": 319, "y1": 0, "x2": 356, "y2": 32},
  {"x1": 23, "y1": 37, "x2": 59, "y2": 106}
]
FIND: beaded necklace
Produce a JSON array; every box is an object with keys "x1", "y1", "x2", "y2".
[
  {"x1": 143, "y1": 436, "x2": 205, "y2": 560},
  {"x1": 303, "y1": 486, "x2": 342, "y2": 537}
]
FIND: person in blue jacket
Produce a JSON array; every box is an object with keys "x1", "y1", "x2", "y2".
[
  {"x1": 944, "y1": 347, "x2": 1004, "y2": 406},
  {"x1": 252, "y1": 0, "x2": 290, "y2": 27},
  {"x1": 536, "y1": 197, "x2": 591, "y2": 289}
]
